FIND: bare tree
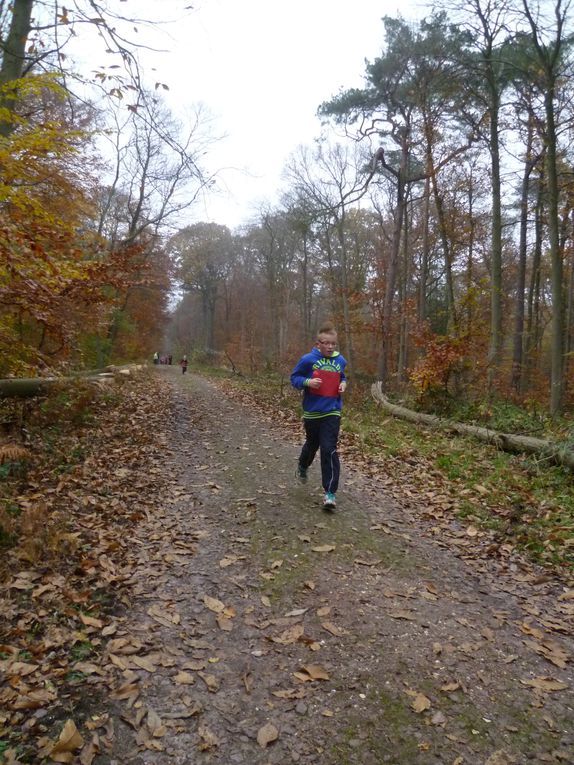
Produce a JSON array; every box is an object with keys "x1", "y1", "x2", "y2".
[
  {"x1": 284, "y1": 142, "x2": 372, "y2": 374},
  {"x1": 97, "y1": 94, "x2": 215, "y2": 247}
]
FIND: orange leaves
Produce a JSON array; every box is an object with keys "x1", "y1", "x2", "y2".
[
  {"x1": 409, "y1": 332, "x2": 466, "y2": 394},
  {"x1": 0, "y1": 78, "x2": 163, "y2": 373},
  {"x1": 0, "y1": 208, "x2": 134, "y2": 374},
  {"x1": 0, "y1": 78, "x2": 104, "y2": 372}
]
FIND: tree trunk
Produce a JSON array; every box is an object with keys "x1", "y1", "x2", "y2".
[
  {"x1": 545, "y1": 87, "x2": 564, "y2": 415},
  {"x1": 521, "y1": 0, "x2": 567, "y2": 414},
  {"x1": 565, "y1": 210, "x2": 574, "y2": 395},
  {"x1": 511, "y1": 124, "x2": 536, "y2": 393},
  {"x1": 524, "y1": 178, "x2": 544, "y2": 390},
  {"x1": 301, "y1": 234, "x2": 310, "y2": 339},
  {"x1": 371, "y1": 383, "x2": 574, "y2": 471},
  {"x1": 418, "y1": 176, "x2": 431, "y2": 325},
  {"x1": 0, "y1": 0, "x2": 34, "y2": 137},
  {"x1": 465, "y1": 174, "x2": 476, "y2": 338},
  {"x1": 206, "y1": 287, "x2": 217, "y2": 351},
  {"x1": 397, "y1": 200, "x2": 410, "y2": 384},
  {"x1": 0, "y1": 370, "x2": 123, "y2": 398},
  {"x1": 487, "y1": 86, "x2": 504, "y2": 389},
  {"x1": 430, "y1": 162, "x2": 457, "y2": 334},
  {"x1": 377, "y1": 195, "x2": 402, "y2": 387},
  {"x1": 335, "y1": 214, "x2": 356, "y2": 377}
]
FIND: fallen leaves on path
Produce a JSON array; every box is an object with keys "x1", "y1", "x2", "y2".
[
  {"x1": 3, "y1": 371, "x2": 573, "y2": 764},
  {"x1": 0, "y1": 375, "x2": 182, "y2": 761},
  {"x1": 406, "y1": 689, "x2": 432, "y2": 713},
  {"x1": 294, "y1": 664, "x2": 330, "y2": 682},
  {"x1": 271, "y1": 622, "x2": 305, "y2": 645},
  {"x1": 257, "y1": 721, "x2": 279, "y2": 748},
  {"x1": 520, "y1": 677, "x2": 569, "y2": 692}
]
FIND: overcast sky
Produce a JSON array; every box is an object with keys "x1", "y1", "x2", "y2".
[{"x1": 97, "y1": 1, "x2": 428, "y2": 229}]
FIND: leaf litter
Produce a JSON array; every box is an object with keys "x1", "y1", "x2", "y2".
[{"x1": 1, "y1": 370, "x2": 574, "y2": 763}]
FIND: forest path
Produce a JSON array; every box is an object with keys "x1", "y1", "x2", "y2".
[{"x1": 107, "y1": 368, "x2": 573, "y2": 765}]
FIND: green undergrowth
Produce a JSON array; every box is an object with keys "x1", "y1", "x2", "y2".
[
  {"x1": 343, "y1": 397, "x2": 574, "y2": 571},
  {"x1": 198, "y1": 366, "x2": 574, "y2": 574}
]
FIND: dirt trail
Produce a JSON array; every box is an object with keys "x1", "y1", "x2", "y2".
[{"x1": 104, "y1": 369, "x2": 574, "y2": 765}]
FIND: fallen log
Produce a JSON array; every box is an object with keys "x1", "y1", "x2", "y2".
[
  {"x1": 371, "y1": 382, "x2": 574, "y2": 472},
  {"x1": 0, "y1": 370, "x2": 122, "y2": 399}
]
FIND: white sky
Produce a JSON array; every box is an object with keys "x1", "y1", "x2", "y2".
[{"x1": 90, "y1": 0, "x2": 428, "y2": 229}]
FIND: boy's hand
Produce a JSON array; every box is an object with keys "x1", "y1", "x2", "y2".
[
  {"x1": 307, "y1": 377, "x2": 322, "y2": 389},
  {"x1": 339, "y1": 381, "x2": 347, "y2": 393}
]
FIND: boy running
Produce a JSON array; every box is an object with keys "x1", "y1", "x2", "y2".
[{"x1": 290, "y1": 322, "x2": 347, "y2": 510}]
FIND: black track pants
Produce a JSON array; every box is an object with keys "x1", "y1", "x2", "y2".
[{"x1": 298, "y1": 416, "x2": 341, "y2": 494}]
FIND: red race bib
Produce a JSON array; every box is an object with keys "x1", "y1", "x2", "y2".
[{"x1": 311, "y1": 369, "x2": 340, "y2": 397}]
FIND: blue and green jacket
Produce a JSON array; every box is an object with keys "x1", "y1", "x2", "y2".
[{"x1": 290, "y1": 347, "x2": 347, "y2": 419}]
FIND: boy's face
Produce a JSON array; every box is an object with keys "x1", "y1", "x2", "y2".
[{"x1": 316, "y1": 332, "x2": 338, "y2": 356}]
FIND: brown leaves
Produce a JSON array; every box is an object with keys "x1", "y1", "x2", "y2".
[
  {"x1": 353, "y1": 557, "x2": 383, "y2": 567},
  {"x1": 219, "y1": 554, "x2": 243, "y2": 568},
  {"x1": 216, "y1": 614, "x2": 233, "y2": 631},
  {"x1": 146, "y1": 604, "x2": 181, "y2": 627},
  {"x1": 79, "y1": 613, "x2": 103, "y2": 630},
  {"x1": 519, "y1": 620, "x2": 570, "y2": 669},
  {"x1": 272, "y1": 687, "x2": 307, "y2": 700},
  {"x1": 6, "y1": 369, "x2": 574, "y2": 765},
  {"x1": 0, "y1": 375, "x2": 193, "y2": 759},
  {"x1": 520, "y1": 677, "x2": 569, "y2": 692},
  {"x1": 311, "y1": 544, "x2": 336, "y2": 553},
  {"x1": 293, "y1": 664, "x2": 330, "y2": 682},
  {"x1": 198, "y1": 724, "x2": 219, "y2": 751},
  {"x1": 131, "y1": 655, "x2": 158, "y2": 673},
  {"x1": 203, "y1": 595, "x2": 226, "y2": 613},
  {"x1": 198, "y1": 672, "x2": 220, "y2": 692},
  {"x1": 146, "y1": 707, "x2": 166, "y2": 738},
  {"x1": 523, "y1": 639, "x2": 569, "y2": 669},
  {"x1": 321, "y1": 621, "x2": 346, "y2": 637},
  {"x1": 406, "y1": 691, "x2": 432, "y2": 713},
  {"x1": 388, "y1": 609, "x2": 416, "y2": 621},
  {"x1": 173, "y1": 671, "x2": 195, "y2": 686},
  {"x1": 5, "y1": 661, "x2": 39, "y2": 678},
  {"x1": 203, "y1": 594, "x2": 236, "y2": 630},
  {"x1": 271, "y1": 623, "x2": 305, "y2": 645},
  {"x1": 0, "y1": 444, "x2": 31, "y2": 464},
  {"x1": 257, "y1": 722, "x2": 279, "y2": 748},
  {"x1": 440, "y1": 681, "x2": 461, "y2": 693},
  {"x1": 42, "y1": 719, "x2": 84, "y2": 763}
]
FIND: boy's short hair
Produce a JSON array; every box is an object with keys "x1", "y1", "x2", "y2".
[{"x1": 317, "y1": 321, "x2": 336, "y2": 336}]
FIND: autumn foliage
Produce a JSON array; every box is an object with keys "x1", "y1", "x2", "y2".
[
  {"x1": 0, "y1": 76, "x2": 169, "y2": 376},
  {"x1": 409, "y1": 331, "x2": 467, "y2": 395}
]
